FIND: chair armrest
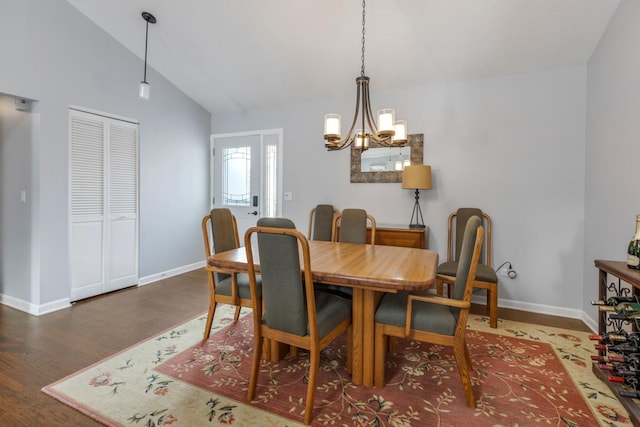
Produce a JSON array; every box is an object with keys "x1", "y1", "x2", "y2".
[{"x1": 404, "y1": 293, "x2": 471, "y2": 337}]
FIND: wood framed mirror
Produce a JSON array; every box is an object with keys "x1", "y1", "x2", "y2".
[{"x1": 350, "y1": 134, "x2": 423, "y2": 183}]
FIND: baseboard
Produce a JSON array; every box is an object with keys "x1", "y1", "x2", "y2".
[
  {"x1": 471, "y1": 293, "x2": 597, "y2": 332},
  {"x1": 138, "y1": 260, "x2": 206, "y2": 286},
  {"x1": 0, "y1": 293, "x2": 71, "y2": 316}
]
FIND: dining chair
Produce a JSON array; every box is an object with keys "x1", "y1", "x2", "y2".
[
  {"x1": 331, "y1": 208, "x2": 376, "y2": 244},
  {"x1": 308, "y1": 204, "x2": 340, "y2": 241},
  {"x1": 374, "y1": 215, "x2": 484, "y2": 408},
  {"x1": 245, "y1": 217, "x2": 352, "y2": 425},
  {"x1": 201, "y1": 208, "x2": 261, "y2": 340},
  {"x1": 436, "y1": 208, "x2": 499, "y2": 328}
]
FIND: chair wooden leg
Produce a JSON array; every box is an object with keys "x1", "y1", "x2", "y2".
[
  {"x1": 374, "y1": 324, "x2": 387, "y2": 389},
  {"x1": 463, "y1": 340, "x2": 473, "y2": 371},
  {"x1": 488, "y1": 283, "x2": 498, "y2": 328},
  {"x1": 247, "y1": 333, "x2": 264, "y2": 402},
  {"x1": 202, "y1": 300, "x2": 217, "y2": 341},
  {"x1": 453, "y1": 341, "x2": 476, "y2": 408},
  {"x1": 233, "y1": 305, "x2": 242, "y2": 323},
  {"x1": 346, "y1": 327, "x2": 353, "y2": 375},
  {"x1": 436, "y1": 279, "x2": 444, "y2": 296},
  {"x1": 304, "y1": 350, "x2": 320, "y2": 425}
]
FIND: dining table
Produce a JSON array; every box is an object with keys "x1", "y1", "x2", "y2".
[{"x1": 206, "y1": 239, "x2": 439, "y2": 387}]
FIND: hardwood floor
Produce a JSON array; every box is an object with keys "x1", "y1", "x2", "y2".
[{"x1": 0, "y1": 269, "x2": 590, "y2": 425}]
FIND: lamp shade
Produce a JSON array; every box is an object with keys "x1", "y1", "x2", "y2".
[{"x1": 402, "y1": 165, "x2": 432, "y2": 190}]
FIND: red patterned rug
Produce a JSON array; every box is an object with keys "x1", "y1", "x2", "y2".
[
  {"x1": 42, "y1": 305, "x2": 632, "y2": 426},
  {"x1": 156, "y1": 315, "x2": 603, "y2": 426}
]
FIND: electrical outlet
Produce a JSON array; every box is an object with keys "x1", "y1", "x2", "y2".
[{"x1": 498, "y1": 262, "x2": 517, "y2": 279}]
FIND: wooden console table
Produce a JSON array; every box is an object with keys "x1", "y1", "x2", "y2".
[
  {"x1": 593, "y1": 259, "x2": 640, "y2": 424},
  {"x1": 366, "y1": 225, "x2": 428, "y2": 249}
]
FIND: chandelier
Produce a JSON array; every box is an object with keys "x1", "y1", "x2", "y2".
[{"x1": 323, "y1": 0, "x2": 408, "y2": 151}]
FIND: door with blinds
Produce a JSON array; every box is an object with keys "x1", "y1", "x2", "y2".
[{"x1": 69, "y1": 108, "x2": 139, "y2": 301}]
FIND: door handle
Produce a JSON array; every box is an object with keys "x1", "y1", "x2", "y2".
[{"x1": 249, "y1": 211, "x2": 258, "y2": 216}]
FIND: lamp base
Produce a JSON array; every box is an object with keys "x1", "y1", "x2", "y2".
[{"x1": 408, "y1": 189, "x2": 426, "y2": 229}]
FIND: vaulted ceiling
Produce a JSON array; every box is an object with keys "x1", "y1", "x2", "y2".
[{"x1": 66, "y1": 0, "x2": 620, "y2": 115}]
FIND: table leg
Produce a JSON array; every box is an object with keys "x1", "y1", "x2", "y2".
[
  {"x1": 362, "y1": 289, "x2": 383, "y2": 387},
  {"x1": 351, "y1": 288, "x2": 364, "y2": 385}
]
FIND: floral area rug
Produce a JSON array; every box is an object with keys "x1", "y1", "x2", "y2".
[{"x1": 43, "y1": 305, "x2": 632, "y2": 426}]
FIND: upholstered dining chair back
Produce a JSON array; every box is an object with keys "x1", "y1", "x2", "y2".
[
  {"x1": 332, "y1": 208, "x2": 376, "y2": 244},
  {"x1": 308, "y1": 204, "x2": 340, "y2": 241},
  {"x1": 254, "y1": 217, "x2": 307, "y2": 335},
  {"x1": 210, "y1": 208, "x2": 239, "y2": 283},
  {"x1": 451, "y1": 215, "x2": 483, "y2": 307},
  {"x1": 452, "y1": 208, "x2": 484, "y2": 262}
]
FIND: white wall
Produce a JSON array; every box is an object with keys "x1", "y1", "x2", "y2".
[
  {"x1": 0, "y1": 0, "x2": 211, "y2": 312},
  {"x1": 212, "y1": 65, "x2": 588, "y2": 319},
  {"x1": 585, "y1": 0, "x2": 640, "y2": 324}
]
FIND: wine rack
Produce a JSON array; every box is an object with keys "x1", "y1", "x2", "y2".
[{"x1": 594, "y1": 260, "x2": 640, "y2": 424}]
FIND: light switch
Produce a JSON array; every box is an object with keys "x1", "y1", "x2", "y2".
[
  {"x1": 284, "y1": 192, "x2": 293, "y2": 201},
  {"x1": 20, "y1": 190, "x2": 26, "y2": 203}
]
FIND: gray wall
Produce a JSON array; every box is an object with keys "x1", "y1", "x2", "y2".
[
  {"x1": 0, "y1": 95, "x2": 34, "y2": 302},
  {"x1": 0, "y1": 0, "x2": 211, "y2": 310},
  {"x1": 213, "y1": 65, "x2": 588, "y2": 320},
  {"x1": 585, "y1": 0, "x2": 640, "y2": 322}
]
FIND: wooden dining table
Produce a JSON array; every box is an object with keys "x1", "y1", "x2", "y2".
[{"x1": 206, "y1": 240, "x2": 439, "y2": 387}]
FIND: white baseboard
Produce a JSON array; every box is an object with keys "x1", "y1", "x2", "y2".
[
  {"x1": 0, "y1": 293, "x2": 71, "y2": 316},
  {"x1": 0, "y1": 261, "x2": 206, "y2": 316},
  {"x1": 471, "y1": 293, "x2": 598, "y2": 332},
  {"x1": 138, "y1": 260, "x2": 206, "y2": 286}
]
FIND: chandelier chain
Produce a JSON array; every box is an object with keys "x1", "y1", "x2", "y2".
[{"x1": 361, "y1": 0, "x2": 366, "y2": 77}]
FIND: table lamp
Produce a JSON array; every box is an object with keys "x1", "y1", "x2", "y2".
[{"x1": 402, "y1": 164, "x2": 432, "y2": 228}]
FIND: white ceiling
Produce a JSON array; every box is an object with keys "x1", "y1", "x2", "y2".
[{"x1": 66, "y1": 0, "x2": 620, "y2": 115}]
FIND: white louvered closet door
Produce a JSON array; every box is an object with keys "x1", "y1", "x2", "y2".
[{"x1": 69, "y1": 109, "x2": 138, "y2": 301}]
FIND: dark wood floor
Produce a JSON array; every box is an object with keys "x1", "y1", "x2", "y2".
[{"x1": 0, "y1": 269, "x2": 590, "y2": 426}]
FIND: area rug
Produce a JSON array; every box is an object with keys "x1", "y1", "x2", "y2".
[{"x1": 43, "y1": 305, "x2": 632, "y2": 426}]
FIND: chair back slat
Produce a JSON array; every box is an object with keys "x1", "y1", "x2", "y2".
[{"x1": 255, "y1": 217, "x2": 308, "y2": 336}]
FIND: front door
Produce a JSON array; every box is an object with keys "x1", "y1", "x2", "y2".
[{"x1": 211, "y1": 129, "x2": 282, "y2": 239}]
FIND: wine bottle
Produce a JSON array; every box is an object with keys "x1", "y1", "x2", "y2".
[
  {"x1": 592, "y1": 296, "x2": 637, "y2": 306},
  {"x1": 617, "y1": 368, "x2": 640, "y2": 377},
  {"x1": 592, "y1": 354, "x2": 627, "y2": 363},
  {"x1": 606, "y1": 342, "x2": 640, "y2": 355},
  {"x1": 608, "y1": 375, "x2": 640, "y2": 388},
  {"x1": 598, "y1": 302, "x2": 640, "y2": 316},
  {"x1": 590, "y1": 333, "x2": 629, "y2": 343},
  {"x1": 619, "y1": 390, "x2": 640, "y2": 399},
  {"x1": 627, "y1": 214, "x2": 640, "y2": 270}
]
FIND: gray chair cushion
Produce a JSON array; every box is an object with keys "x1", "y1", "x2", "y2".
[
  {"x1": 437, "y1": 262, "x2": 497, "y2": 283},
  {"x1": 312, "y1": 204, "x2": 335, "y2": 241},
  {"x1": 375, "y1": 292, "x2": 456, "y2": 336},
  {"x1": 311, "y1": 290, "x2": 352, "y2": 338},
  {"x1": 216, "y1": 273, "x2": 261, "y2": 300},
  {"x1": 339, "y1": 209, "x2": 367, "y2": 244},
  {"x1": 453, "y1": 208, "x2": 483, "y2": 261}
]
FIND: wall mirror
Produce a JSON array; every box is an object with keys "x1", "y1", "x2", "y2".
[{"x1": 350, "y1": 133, "x2": 423, "y2": 183}]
